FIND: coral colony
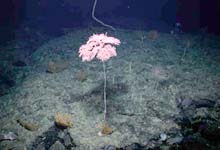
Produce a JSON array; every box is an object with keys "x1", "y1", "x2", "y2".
[
  {"x1": 79, "y1": 33, "x2": 120, "y2": 135},
  {"x1": 79, "y1": 33, "x2": 120, "y2": 62}
]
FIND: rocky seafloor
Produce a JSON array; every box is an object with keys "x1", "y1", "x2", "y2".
[{"x1": 0, "y1": 27, "x2": 220, "y2": 150}]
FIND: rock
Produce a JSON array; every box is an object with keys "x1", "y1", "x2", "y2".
[
  {"x1": 63, "y1": 131, "x2": 73, "y2": 147},
  {"x1": 33, "y1": 143, "x2": 45, "y2": 150},
  {"x1": 101, "y1": 145, "x2": 117, "y2": 150},
  {"x1": 181, "y1": 99, "x2": 193, "y2": 108},
  {"x1": 0, "y1": 132, "x2": 17, "y2": 141},
  {"x1": 194, "y1": 98, "x2": 216, "y2": 108},
  {"x1": 17, "y1": 119, "x2": 39, "y2": 131},
  {"x1": 124, "y1": 143, "x2": 145, "y2": 150},
  {"x1": 159, "y1": 145, "x2": 170, "y2": 150},
  {"x1": 167, "y1": 136, "x2": 183, "y2": 145},
  {"x1": 49, "y1": 141, "x2": 65, "y2": 150},
  {"x1": 159, "y1": 133, "x2": 167, "y2": 141},
  {"x1": 30, "y1": 125, "x2": 61, "y2": 149},
  {"x1": 57, "y1": 131, "x2": 65, "y2": 139}
]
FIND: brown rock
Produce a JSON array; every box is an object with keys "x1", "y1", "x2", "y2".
[{"x1": 17, "y1": 119, "x2": 39, "y2": 131}]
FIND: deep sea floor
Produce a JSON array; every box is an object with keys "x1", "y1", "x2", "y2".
[{"x1": 0, "y1": 26, "x2": 220, "y2": 150}]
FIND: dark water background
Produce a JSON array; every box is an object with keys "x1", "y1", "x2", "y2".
[{"x1": 0, "y1": 0, "x2": 220, "y2": 42}]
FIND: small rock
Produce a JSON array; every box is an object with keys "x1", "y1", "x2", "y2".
[
  {"x1": 17, "y1": 119, "x2": 39, "y2": 131},
  {"x1": 102, "y1": 145, "x2": 117, "y2": 150},
  {"x1": 193, "y1": 108, "x2": 208, "y2": 119},
  {"x1": 63, "y1": 132, "x2": 72, "y2": 147},
  {"x1": 49, "y1": 141, "x2": 65, "y2": 150},
  {"x1": 57, "y1": 131, "x2": 65, "y2": 139},
  {"x1": 30, "y1": 125, "x2": 61, "y2": 149},
  {"x1": 0, "y1": 132, "x2": 17, "y2": 141},
  {"x1": 124, "y1": 143, "x2": 144, "y2": 150},
  {"x1": 167, "y1": 136, "x2": 183, "y2": 144},
  {"x1": 181, "y1": 99, "x2": 192, "y2": 108},
  {"x1": 159, "y1": 133, "x2": 167, "y2": 141}
]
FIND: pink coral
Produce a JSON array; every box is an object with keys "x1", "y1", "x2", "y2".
[{"x1": 79, "y1": 33, "x2": 120, "y2": 62}]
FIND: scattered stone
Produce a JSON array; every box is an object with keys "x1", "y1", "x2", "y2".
[
  {"x1": 17, "y1": 119, "x2": 39, "y2": 131},
  {"x1": 123, "y1": 143, "x2": 145, "y2": 150},
  {"x1": 159, "y1": 133, "x2": 167, "y2": 141},
  {"x1": 57, "y1": 131, "x2": 65, "y2": 139},
  {"x1": 0, "y1": 132, "x2": 17, "y2": 141},
  {"x1": 194, "y1": 98, "x2": 216, "y2": 108},
  {"x1": 167, "y1": 136, "x2": 183, "y2": 145},
  {"x1": 61, "y1": 130, "x2": 76, "y2": 149},
  {"x1": 49, "y1": 141, "x2": 65, "y2": 150},
  {"x1": 193, "y1": 107, "x2": 209, "y2": 119},
  {"x1": 62, "y1": 132, "x2": 73, "y2": 147},
  {"x1": 173, "y1": 96, "x2": 220, "y2": 150},
  {"x1": 30, "y1": 125, "x2": 76, "y2": 150},
  {"x1": 31, "y1": 125, "x2": 61, "y2": 150},
  {"x1": 181, "y1": 98, "x2": 193, "y2": 108},
  {"x1": 101, "y1": 145, "x2": 117, "y2": 150}
]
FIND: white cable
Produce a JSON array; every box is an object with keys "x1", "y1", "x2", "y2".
[{"x1": 92, "y1": 0, "x2": 115, "y2": 30}]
